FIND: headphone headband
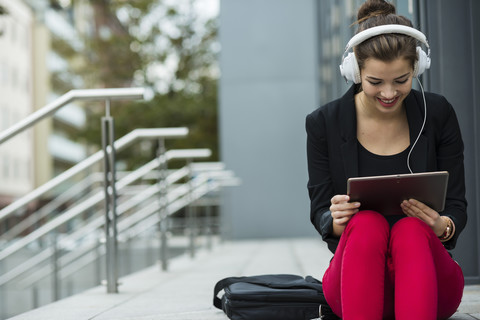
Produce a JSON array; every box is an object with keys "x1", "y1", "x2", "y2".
[
  {"x1": 340, "y1": 24, "x2": 431, "y2": 83},
  {"x1": 345, "y1": 24, "x2": 429, "y2": 52}
]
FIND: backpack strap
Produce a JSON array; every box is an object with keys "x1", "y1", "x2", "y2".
[
  {"x1": 214, "y1": 275, "x2": 280, "y2": 309},
  {"x1": 213, "y1": 276, "x2": 248, "y2": 309}
]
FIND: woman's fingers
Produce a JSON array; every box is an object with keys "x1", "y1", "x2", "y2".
[
  {"x1": 401, "y1": 199, "x2": 431, "y2": 215},
  {"x1": 401, "y1": 198, "x2": 439, "y2": 227},
  {"x1": 330, "y1": 195, "x2": 360, "y2": 225},
  {"x1": 331, "y1": 195, "x2": 350, "y2": 205},
  {"x1": 333, "y1": 210, "x2": 358, "y2": 225}
]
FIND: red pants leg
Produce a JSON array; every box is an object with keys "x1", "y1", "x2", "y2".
[
  {"x1": 388, "y1": 217, "x2": 464, "y2": 320},
  {"x1": 322, "y1": 210, "x2": 390, "y2": 320},
  {"x1": 322, "y1": 212, "x2": 464, "y2": 320}
]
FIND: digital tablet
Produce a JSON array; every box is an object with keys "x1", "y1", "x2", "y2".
[{"x1": 347, "y1": 171, "x2": 449, "y2": 216}]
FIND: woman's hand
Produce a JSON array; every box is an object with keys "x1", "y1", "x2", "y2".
[
  {"x1": 400, "y1": 199, "x2": 447, "y2": 237},
  {"x1": 330, "y1": 195, "x2": 360, "y2": 236}
]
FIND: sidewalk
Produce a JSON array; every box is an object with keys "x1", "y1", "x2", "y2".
[{"x1": 8, "y1": 238, "x2": 480, "y2": 320}]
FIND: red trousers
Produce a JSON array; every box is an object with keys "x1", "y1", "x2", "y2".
[{"x1": 322, "y1": 210, "x2": 464, "y2": 320}]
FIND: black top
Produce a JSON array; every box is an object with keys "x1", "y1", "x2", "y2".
[
  {"x1": 357, "y1": 142, "x2": 411, "y2": 227},
  {"x1": 305, "y1": 85, "x2": 467, "y2": 253},
  {"x1": 357, "y1": 142, "x2": 410, "y2": 177}
]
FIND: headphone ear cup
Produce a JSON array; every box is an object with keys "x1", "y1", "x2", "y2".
[
  {"x1": 413, "y1": 46, "x2": 431, "y2": 77},
  {"x1": 339, "y1": 52, "x2": 362, "y2": 84}
]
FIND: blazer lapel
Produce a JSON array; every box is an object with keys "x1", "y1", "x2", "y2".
[
  {"x1": 405, "y1": 90, "x2": 428, "y2": 173},
  {"x1": 339, "y1": 85, "x2": 359, "y2": 178},
  {"x1": 341, "y1": 139, "x2": 359, "y2": 178},
  {"x1": 337, "y1": 87, "x2": 428, "y2": 177}
]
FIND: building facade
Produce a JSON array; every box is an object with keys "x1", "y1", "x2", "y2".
[
  {"x1": 0, "y1": 0, "x2": 35, "y2": 205},
  {"x1": 0, "y1": 0, "x2": 88, "y2": 231},
  {"x1": 219, "y1": 0, "x2": 480, "y2": 283},
  {"x1": 27, "y1": 0, "x2": 88, "y2": 186}
]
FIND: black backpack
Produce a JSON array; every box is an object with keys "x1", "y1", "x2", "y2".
[{"x1": 213, "y1": 274, "x2": 340, "y2": 320}]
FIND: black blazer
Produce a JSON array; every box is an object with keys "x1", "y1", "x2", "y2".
[{"x1": 306, "y1": 85, "x2": 467, "y2": 253}]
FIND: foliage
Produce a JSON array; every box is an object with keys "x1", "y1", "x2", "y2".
[
  {"x1": 0, "y1": 5, "x2": 7, "y2": 36},
  {"x1": 74, "y1": 0, "x2": 219, "y2": 168}
]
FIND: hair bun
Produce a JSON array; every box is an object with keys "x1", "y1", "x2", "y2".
[{"x1": 357, "y1": 0, "x2": 396, "y2": 21}]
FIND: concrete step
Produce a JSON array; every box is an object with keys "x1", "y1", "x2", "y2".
[{"x1": 7, "y1": 238, "x2": 480, "y2": 320}]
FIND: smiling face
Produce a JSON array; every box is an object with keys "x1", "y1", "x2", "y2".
[{"x1": 360, "y1": 57, "x2": 414, "y2": 116}]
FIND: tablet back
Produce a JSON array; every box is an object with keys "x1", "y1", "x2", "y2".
[{"x1": 347, "y1": 171, "x2": 449, "y2": 216}]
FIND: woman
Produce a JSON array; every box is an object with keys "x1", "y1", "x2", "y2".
[{"x1": 305, "y1": 1, "x2": 467, "y2": 319}]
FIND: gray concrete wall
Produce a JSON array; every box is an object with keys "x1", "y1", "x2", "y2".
[
  {"x1": 422, "y1": 0, "x2": 480, "y2": 284},
  {"x1": 218, "y1": 0, "x2": 319, "y2": 239},
  {"x1": 219, "y1": 0, "x2": 479, "y2": 285}
]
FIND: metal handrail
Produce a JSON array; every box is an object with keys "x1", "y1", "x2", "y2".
[
  {"x1": 18, "y1": 169, "x2": 235, "y2": 289},
  {"x1": 0, "y1": 173, "x2": 104, "y2": 241},
  {"x1": 0, "y1": 128, "x2": 189, "y2": 223},
  {"x1": 0, "y1": 88, "x2": 145, "y2": 145},
  {"x1": 12, "y1": 177, "x2": 176, "y2": 287},
  {"x1": 0, "y1": 86, "x2": 240, "y2": 316},
  {"x1": 0, "y1": 143, "x2": 238, "y2": 319},
  {"x1": 0, "y1": 147, "x2": 211, "y2": 263}
]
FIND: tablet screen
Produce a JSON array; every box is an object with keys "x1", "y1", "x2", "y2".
[{"x1": 347, "y1": 171, "x2": 449, "y2": 215}]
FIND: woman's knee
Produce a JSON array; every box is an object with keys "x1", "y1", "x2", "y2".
[
  {"x1": 390, "y1": 217, "x2": 434, "y2": 251},
  {"x1": 345, "y1": 210, "x2": 390, "y2": 246},
  {"x1": 391, "y1": 217, "x2": 432, "y2": 239},
  {"x1": 349, "y1": 210, "x2": 389, "y2": 231}
]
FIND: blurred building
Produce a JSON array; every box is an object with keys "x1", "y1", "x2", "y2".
[
  {"x1": 0, "y1": 0, "x2": 35, "y2": 208},
  {"x1": 26, "y1": 0, "x2": 88, "y2": 184},
  {"x1": 0, "y1": 0, "x2": 88, "y2": 230},
  {"x1": 219, "y1": 0, "x2": 480, "y2": 283}
]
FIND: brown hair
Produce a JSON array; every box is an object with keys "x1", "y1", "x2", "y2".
[{"x1": 353, "y1": 0, "x2": 418, "y2": 71}]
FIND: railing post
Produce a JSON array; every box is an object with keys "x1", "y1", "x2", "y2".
[
  {"x1": 0, "y1": 260, "x2": 4, "y2": 319},
  {"x1": 51, "y1": 231, "x2": 60, "y2": 301},
  {"x1": 186, "y1": 158, "x2": 197, "y2": 258},
  {"x1": 157, "y1": 138, "x2": 169, "y2": 271},
  {"x1": 218, "y1": 188, "x2": 227, "y2": 243},
  {"x1": 32, "y1": 285, "x2": 39, "y2": 309},
  {"x1": 148, "y1": 232, "x2": 156, "y2": 266},
  {"x1": 205, "y1": 204, "x2": 213, "y2": 251},
  {"x1": 102, "y1": 99, "x2": 119, "y2": 293},
  {"x1": 95, "y1": 235, "x2": 102, "y2": 286},
  {"x1": 51, "y1": 232, "x2": 60, "y2": 301},
  {"x1": 124, "y1": 237, "x2": 132, "y2": 275}
]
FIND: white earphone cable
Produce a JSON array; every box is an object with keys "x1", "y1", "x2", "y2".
[{"x1": 406, "y1": 77, "x2": 427, "y2": 173}]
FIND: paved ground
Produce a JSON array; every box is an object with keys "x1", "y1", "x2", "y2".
[{"x1": 7, "y1": 238, "x2": 480, "y2": 320}]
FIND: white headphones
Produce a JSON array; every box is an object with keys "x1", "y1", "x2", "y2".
[{"x1": 339, "y1": 24, "x2": 431, "y2": 83}]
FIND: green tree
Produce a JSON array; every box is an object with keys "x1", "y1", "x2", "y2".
[
  {"x1": 0, "y1": 5, "x2": 7, "y2": 36},
  {"x1": 76, "y1": 0, "x2": 219, "y2": 168}
]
